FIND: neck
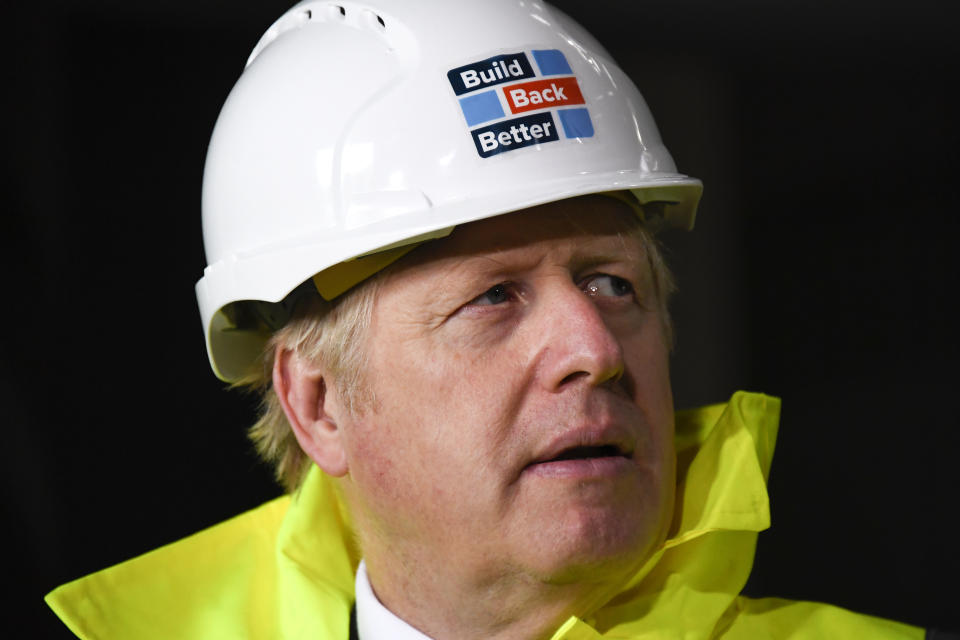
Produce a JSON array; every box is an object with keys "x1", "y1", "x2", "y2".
[{"x1": 360, "y1": 544, "x2": 633, "y2": 640}]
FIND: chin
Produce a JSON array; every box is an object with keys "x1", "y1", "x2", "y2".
[{"x1": 526, "y1": 503, "x2": 665, "y2": 587}]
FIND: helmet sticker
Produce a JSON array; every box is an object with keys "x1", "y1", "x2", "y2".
[
  {"x1": 502, "y1": 77, "x2": 584, "y2": 115},
  {"x1": 472, "y1": 112, "x2": 559, "y2": 158},
  {"x1": 447, "y1": 49, "x2": 594, "y2": 158},
  {"x1": 447, "y1": 53, "x2": 537, "y2": 95}
]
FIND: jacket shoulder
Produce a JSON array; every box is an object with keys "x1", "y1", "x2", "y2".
[
  {"x1": 719, "y1": 596, "x2": 926, "y2": 639},
  {"x1": 46, "y1": 496, "x2": 290, "y2": 640}
]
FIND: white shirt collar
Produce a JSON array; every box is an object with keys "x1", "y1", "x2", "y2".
[{"x1": 355, "y1": 560, "x2": 435, "y2": 640}]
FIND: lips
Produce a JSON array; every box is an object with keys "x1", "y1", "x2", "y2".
[
  {"x1": 523, "y1": 429, "x2": 635, "y2": 479},
  {"x1": 539, "y1": 444, "x2": 628, "y2": 463}
]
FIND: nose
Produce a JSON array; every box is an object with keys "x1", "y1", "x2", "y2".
[{"x1": 534, "y1": 281, "x2": 625, "y2": 392}]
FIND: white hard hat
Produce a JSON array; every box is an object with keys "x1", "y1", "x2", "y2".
[{"x1": 197, "y1": 0, "x2": 703, "y2": 382}]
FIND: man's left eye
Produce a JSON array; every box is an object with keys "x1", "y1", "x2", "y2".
[{"x1": 582, "y1": 274, "x2": 634, "y2": 298}]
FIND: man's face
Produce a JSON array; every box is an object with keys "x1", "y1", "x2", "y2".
[{"x1": 335, "y1": 195, "x2": 675, "y2": 595}]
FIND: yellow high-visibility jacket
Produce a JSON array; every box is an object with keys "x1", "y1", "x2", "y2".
[{"x1": 46, "y1": 392, "x2": 924, "y2": 639}]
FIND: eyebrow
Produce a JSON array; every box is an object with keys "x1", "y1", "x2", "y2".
[{"x1": 446, "y1": 243, "x2": 648, "y2": 285}]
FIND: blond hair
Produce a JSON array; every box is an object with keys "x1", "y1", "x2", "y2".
[
  {"x1": 238, "y1": 222, "x2": 675, "y2": 493},
  {"x1": 236, "y1": 278, "x2": 382, "y2": 492}
]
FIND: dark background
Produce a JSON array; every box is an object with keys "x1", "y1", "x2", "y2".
[{"x1": 4, "y1": 0, "x2": 957, "y2": 636}]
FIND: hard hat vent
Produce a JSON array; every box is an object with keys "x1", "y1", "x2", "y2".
[{"x1": 247, "y1": 2, "x2": 393, "y2": 68}]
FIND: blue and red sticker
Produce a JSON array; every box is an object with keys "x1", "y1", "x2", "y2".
[{"x1": 446, "y1": 49, "x2": 594, "y2": 158}]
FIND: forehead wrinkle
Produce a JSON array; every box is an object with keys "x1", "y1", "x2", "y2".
[
  {"x1": 567, "y1": 232, "x2": 647, "y2": 273},
  {"x1": 458, "y1": 244, "x2": 548, "y2": 278}
]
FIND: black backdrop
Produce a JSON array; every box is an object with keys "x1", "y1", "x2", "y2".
[{"x1": 4, "y1": 1, "x2": 958, "y2": 637}]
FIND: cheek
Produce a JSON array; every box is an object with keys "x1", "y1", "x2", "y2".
[
  {"x1": 623, "y1": 327, "x2": 672, "y2": 410},
  {"x1": 342, "y1": 413, "x2": 467, "y2": 549},
  {"x1": 622, "y1": 328, "x2": 675, "y2": 483},
  {"x1": 344, "y1": 419, "x2": 410, "y2": 509},
  {"x1": 342, "y1": 350, "x2": 522, "y2": 523},
  {"x1": 361, "y1": 354, "x2": 540, "y2": 549},
  {"x1": 373, "y1": 332, "x2": 530, "y2": 451}
]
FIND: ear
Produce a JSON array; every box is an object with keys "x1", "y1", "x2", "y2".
[{"x1": 273, "y1": 347, "x2": 349, "y2": 477}]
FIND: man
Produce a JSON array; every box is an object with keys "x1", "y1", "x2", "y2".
[{"x1": 45, "y1": 0, "x2": 935, "y2": 637}]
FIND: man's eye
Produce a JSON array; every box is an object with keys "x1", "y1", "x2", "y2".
[
  {"x1": 583, "y1": 274, "x2": 634, "y2": 298},
  {"x1": 469, "y1": 283, "x2": 512, "y2": 306}
]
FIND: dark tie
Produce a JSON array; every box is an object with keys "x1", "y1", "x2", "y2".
[{"x1": 349, "y1": 603, "x2": 360, "y2": 640}]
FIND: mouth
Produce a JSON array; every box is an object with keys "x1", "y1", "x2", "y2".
[
  {"x1": 546, "y1": 444, "x2": 629, "y2": 462},
  {"x1": 523, "y1": 442, "x2": 634, "y2": 479}
]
